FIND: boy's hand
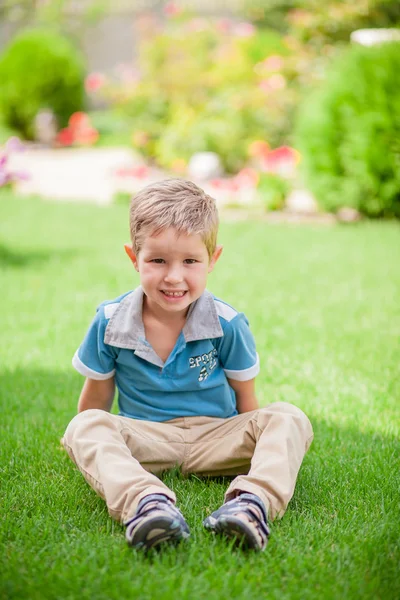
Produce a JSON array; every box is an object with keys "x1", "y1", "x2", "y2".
[
  {"x1": 77, "y1": 377, "x2": 115, "y2": 413},
  {"x1": 227, "y1": 378, "x2": 259, "y2": 413}
]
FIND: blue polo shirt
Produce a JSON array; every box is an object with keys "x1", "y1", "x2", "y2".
[{"x1": 72, "y1": 287, "x2": 260, "y2": 422}]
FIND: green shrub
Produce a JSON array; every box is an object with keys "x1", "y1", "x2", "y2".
[
  {"x1": 107, "y1": 23, "x2": 287, "y2": 173},
  {"x1": 0, "y1": 116, "x2": 19, "y2": 145},
  {"x1": 243, "y1": 0, "x2": 400, "y2": 40},
  {"x1": 257, "y1": 173, "x2": 290, "y2": 211},
  {"x1": 88, "y1": 110, "x2": 135, "y2": 147},
  {"x1": 295, "y1": 42, "x2": 400, "y2": 217},
  {"x1": 0, "y1": 28, "x2": 85, "y2": 139}
]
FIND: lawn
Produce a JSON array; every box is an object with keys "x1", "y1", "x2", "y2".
[{"x1": 1, "y1": 191, "x2": 399, "y2": 600}]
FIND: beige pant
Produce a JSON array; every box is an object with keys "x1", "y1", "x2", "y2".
[{"x1": 62, "y1": 402, "x2": 313, "y2": 523}]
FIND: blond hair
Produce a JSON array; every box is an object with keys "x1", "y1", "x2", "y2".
[{"x1": 129, "y1": 179, "x2": 219, "y2": 257}]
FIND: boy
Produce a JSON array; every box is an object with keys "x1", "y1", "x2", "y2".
[{"x1": 62, "y1": 179, "x2": 313, "y2": 552}]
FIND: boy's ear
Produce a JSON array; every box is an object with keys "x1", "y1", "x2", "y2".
[
  {"x1": 208, "y1": 245, "x2": 223, "y2": 273},
  {"x1": 124, "y1": 244, "x2": 139, "y2": 271}
]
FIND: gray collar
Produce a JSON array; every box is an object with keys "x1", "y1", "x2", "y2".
[{"x1": 104, "y1": 287, "x2": 223, "y2": 366}]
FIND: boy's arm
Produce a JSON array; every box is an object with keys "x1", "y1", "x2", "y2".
[
  {"x1": 77, "y1": 377, "x2": 116, "y2": 413},
  {"x1": 228, "y1": 377, "x2": 259, "y2": 413}
]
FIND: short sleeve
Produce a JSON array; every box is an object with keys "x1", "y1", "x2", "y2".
[
  {"x1": 216, "y1": 313, "x2": 260, "y2": 381},
  {"x1": 72, "y1": 305, "x2": 117, "y2": 380}
]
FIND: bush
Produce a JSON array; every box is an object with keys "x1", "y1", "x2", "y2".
[
  {"x1": 0, "y1": 28, "x2": 85, "y2": 139},
  {"x1": 103, "y1": 22, "x2": 288, "y2": 173},
  {"x1": 295, "y1": 42, "x2": 400, "y2": 217},
  {"x1": 243, "y1": 0, "x2": 400, "y2": 40},
  {"x1": 87, "y1": 110, "x2": 135, "y2": 147},
  {"x1": 257, "y1": 173, "x2": 289, "y2": 211},
  {"x1": 0, "y1": 116, "x2": 18, "y2": 145}
]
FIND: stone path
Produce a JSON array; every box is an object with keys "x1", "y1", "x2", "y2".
[
  {"x1": 9, "y1": 146, "x2": 248, "y2": 208},
  {"x1": 9, "y1": 147, "x2": 154, "y2": 205},
  {"x1": 7, "y1": 145, "x2": 338, "y2": 223}
]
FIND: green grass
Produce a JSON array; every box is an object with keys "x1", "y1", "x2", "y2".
[{"x1": 1, "y1": 190, "x2": 399, "y2": 600}]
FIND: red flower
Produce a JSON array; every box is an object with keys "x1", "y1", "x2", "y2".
[
  {"x1": 56, "y1": 128, "x2": 75, "y2": 146},
  {"x1": 75, "y1": 128, "x2": 99, "y2": 146},
  {"x1": 115, "y1": 165, "x2": 149, "y2": 179},
  {"x1": 261, "y1": 146, "x2": 300, "y2": 176},
  {"x1": 56, "y1": 113, "x2": 99, "y2": 147},
  {"x1": 69, "y1": 112, "x2": 91, "y2": 132}
]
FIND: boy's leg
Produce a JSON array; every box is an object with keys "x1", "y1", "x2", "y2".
[
  {"x1": 186, "y1": 402, "x2": 312, "y2": 550},
  {"x1": 186, "y1": 402, "x2": 313, "y2": 520},
  {"x1": 62, "y1": 409, "x2": 186, "y2": 523}
]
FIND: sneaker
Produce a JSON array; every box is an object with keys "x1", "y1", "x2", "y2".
[
  {"x1": 203, "y1": 493, "x2": 270, "y2": 551},
  {"x1": 125, "y1": 494, "x2": 190, "y2": 550}
]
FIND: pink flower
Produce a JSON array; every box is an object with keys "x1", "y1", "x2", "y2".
[
  {"x1": 210, "y1": 178, "x2": 225, "y2": 189},
  {"x1": 85, "y1": 72, "x2": 107, "y2": 94},
  {"x1": 259, "y1": 74, "x2": 286, "y2": 92},
  {"x1": 216, "y1": 19, "x2": 232, "y2": 34},
  {"x1": 5, "y1": 136, "x2": 25, "y2": 153},
  {"x1": 164, "y1": 2, "x2": 180, "y2": 17},
  {"x1": 11, "y1": 170, "x2": 30, "y2": 181},
  {"x1": 233, "y1": 22, "x2": 256, "y2": 37},
  {"x1": 263, "y1": 55, "x2": 285, "y2": 71},
  {"x1": 0, "y1": 140, "x2": 29, "y2": 187},
  {"x1": 114, "y1": 64, "x2": 140, "y2": 85},
  {"x1": 235, "y1": 168, "x2": 259, "y2": 188},
  {"x1": 225, "y1": 179, "x2": 240, "y2": 192},
  {"x1": 0, "y1": 170, "x2": 10, "y2": 186},
  {"x1": 115, "y1": 165, "x2": 149, "y2": 179},
  {"x1": 209, "y1": 178, "x2": 239, "y2": 192}
]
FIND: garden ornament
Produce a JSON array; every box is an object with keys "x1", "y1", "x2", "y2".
[
  {"x1": 188, "y1": 152, "x2": 223, "y2": 181},
  {"x1": 34, "y1": 109, "x2": 58, "y2": 147}
]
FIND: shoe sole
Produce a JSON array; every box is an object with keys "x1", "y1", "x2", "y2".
[
  {"x1": 215, "y1": 516, "x2": 264, "y2": 551},
  {"x1": 128, "y1": 515, "x2": 188, "y2": 551}
]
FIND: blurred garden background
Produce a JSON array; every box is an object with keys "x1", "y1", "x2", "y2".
[
  {"x1": 1, "y1": 0, "x2": 400, "y2": 216},
  {"x1": 1, "y1": 2, "x2": 400, "y2": 600}
]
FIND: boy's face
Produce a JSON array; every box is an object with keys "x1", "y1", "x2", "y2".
[{"x1": 125, "y1": 227, "x2": 222, "y2": 318}]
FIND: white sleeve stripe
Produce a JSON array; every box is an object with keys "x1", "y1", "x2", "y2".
[
  {"x1": 214, "y1": 300, "x2": 238, "y2": 322},
  {"x1": 223, "y1": 354, "x2": 260, "y2": 381},
  {"x1": 72, "y1": 352, "x2": 115, "y2": 380}
]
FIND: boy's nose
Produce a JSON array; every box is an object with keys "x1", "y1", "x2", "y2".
[{"x1": 164, "y1": 265, "x2": 184, "y2": 284}]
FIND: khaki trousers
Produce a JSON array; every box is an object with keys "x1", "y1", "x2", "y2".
[{"x1": 62, "y1": 402, "x2": 313, "y2": 523}]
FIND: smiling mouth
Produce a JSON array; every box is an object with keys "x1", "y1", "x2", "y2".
[{"x1": 161, "y1": 290, "x2": 188, "y2": 298}]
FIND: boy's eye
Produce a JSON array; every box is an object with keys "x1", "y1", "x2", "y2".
[{"x1": 149, "y1": 258, "x2": 197, "y2": 264}]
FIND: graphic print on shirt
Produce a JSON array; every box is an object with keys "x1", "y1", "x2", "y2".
[{"x1": 189, "y1": 348, "x2": 218, "y2": 381}]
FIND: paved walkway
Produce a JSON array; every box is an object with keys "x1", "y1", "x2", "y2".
[
  {"x1": 9, "y1": 147, "x2": 155, "y2": 205},
  {"x1": 8, "y1": 145, "x2": 263, "y2": 209},
  {"x1": 7, "y1": 145, "x2": 336, "y2": 223}
]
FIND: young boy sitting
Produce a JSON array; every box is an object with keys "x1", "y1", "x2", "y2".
[{"x1": 62, "y1": 179, "x2": 313, "y2": 552}]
